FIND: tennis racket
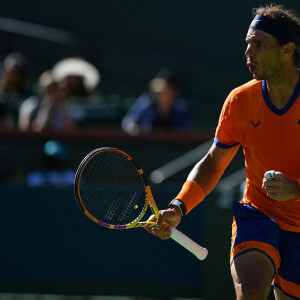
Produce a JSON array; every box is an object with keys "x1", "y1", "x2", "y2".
[{"x1": 74, "y1": 147, "x2": 208, "y2": 260}]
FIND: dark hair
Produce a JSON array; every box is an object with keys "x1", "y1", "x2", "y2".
[
  {"x1": 253, "y1": 4, "x2": 300, "y2": 64},
  {"x1": 154, "y1": 68, "x2": 181, "y2": 91}
]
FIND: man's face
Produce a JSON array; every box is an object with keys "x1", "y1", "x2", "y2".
[
  {"x1": 245, "y1": 28, "x2": 283, "y2": 81},
  {"x1": 154, "y1": 84, "x2": 177, "y2": 112}
]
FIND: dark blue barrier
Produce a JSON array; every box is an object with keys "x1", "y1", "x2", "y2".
[{"x1": 0, "y1": 184, "x2": 216, "y2": 298}]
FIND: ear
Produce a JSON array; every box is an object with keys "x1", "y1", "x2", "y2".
[{"x1": 281, "y1": 42, "x2": 296, "y2": 58}]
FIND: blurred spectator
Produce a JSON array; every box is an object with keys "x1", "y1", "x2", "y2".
[
  {"x1": 51, "y1": 57, "x2": 101, "y2": 126},
  {"x1": 26, "y1": 140, "x2": 75, "y2": 187},
  {"x1": 52, "y1": 57, "x2": 100, "y2": 98},
  {"x1": 121, "y1": 68, "x2": 191, "y2": 136},
  {"x1": 18, "y1": 71, "x2": 73, "y2": 132},
  {"x1": 0, "y1": 52, "x2": 32, "y2": 129},
  {"x1": 20, "y1": 57, "x2": 101, "y2": 132},
  {"x1": 23, "y1": 71, "x2": 74, "y2": 132}
]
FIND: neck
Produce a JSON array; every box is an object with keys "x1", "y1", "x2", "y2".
[{"x1": 265, "y1": 67, "x2": 299, "y2": 109}]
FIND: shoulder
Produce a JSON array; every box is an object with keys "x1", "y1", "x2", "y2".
[
  {"x1": 135, "y1": 92, "x2": 153, "y2": 104},
  {"x1": 132, "y1": 92, "x2": 154, "y2": 109},
  {"x1": 229, "y1": 79, "x2": 262, "y2": 101},
  {"x1": 219, "y1": 80, "x2": 262, "y2": 120},
  {"x1": 223, "y1": 80, "x2": 262, "y2": 113}
]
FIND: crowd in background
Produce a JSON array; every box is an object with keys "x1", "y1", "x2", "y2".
[
  {"x1": 0, "y1": 52, "x2": 193, "y2": 136},
  {"x1": 0, "y1": 51, "x2": 194, "y2": 186}
]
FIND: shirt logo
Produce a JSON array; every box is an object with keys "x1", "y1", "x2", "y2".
[{"x1": 251, "y1": 120, "x2": 261, "y2": 128}]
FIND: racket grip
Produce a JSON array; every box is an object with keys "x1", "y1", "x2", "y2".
[{"x1": 170, "y1": 227, "x2": 208, "y2": 260}]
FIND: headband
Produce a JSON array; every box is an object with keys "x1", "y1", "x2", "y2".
[{"x1": 250, "y1": 15, "x2": 300, "y2": 47}]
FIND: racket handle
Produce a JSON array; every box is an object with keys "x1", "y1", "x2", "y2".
[{"x1": 170, "y1": 227, "x2": 208, "y2": 260}]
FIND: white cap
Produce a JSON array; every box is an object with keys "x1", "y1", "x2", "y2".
[{"x1": 51, "y1": 57, "x2": 100, "y2": 90}]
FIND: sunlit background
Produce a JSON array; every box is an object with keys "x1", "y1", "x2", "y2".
[{"x1": 0, "y1": 1, "x2": 299, "y2": 299}]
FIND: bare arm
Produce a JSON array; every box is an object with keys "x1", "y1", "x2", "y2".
[
  {"x1": 187, "y1": 143, "x2": 240, "y2": 196},
  {"x1": 146, "y1": 142, "x2": 240, "y2": 239}
]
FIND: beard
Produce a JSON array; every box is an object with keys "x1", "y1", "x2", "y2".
[{"x1": 251, "y1": 62, "x2": 284, "y2": 82}]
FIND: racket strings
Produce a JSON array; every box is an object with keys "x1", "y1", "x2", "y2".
[
  {"x1": 115, "y1": 189, "x2": 144, "y2": 223},
  {"x1": 81, "y1": 156, "x2": 104, "y2": 214},
  {"x1": 78, "y1": 151, "x2": 147, "y2": 226}
]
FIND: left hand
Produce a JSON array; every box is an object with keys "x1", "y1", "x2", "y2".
[{"x1": 262, "y1": 171, "x2": 300, "y2": 201}]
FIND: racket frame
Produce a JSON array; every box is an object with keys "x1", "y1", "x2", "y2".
[
  {"x1": 74, "y1": 147, "x2": 158, "y2": 229},
  {"x1": 74, "y1": 147, "x2": 208, "y2": 260}
]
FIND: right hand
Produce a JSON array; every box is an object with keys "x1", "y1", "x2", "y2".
[{"x1": 144, "y1": 207, "x2": 182, "y2": 240}]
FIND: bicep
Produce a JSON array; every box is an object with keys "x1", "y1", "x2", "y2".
[
  {"x1": 187, "y1": 142, "x2": 240, "y2": 195},
  {"x1": 206, "y1": 142, "x2": 240, "y2": 171}
]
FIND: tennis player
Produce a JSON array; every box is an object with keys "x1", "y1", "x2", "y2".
[{"x1": 146, "y1": 4, "x2": 300, "y2": 300}]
